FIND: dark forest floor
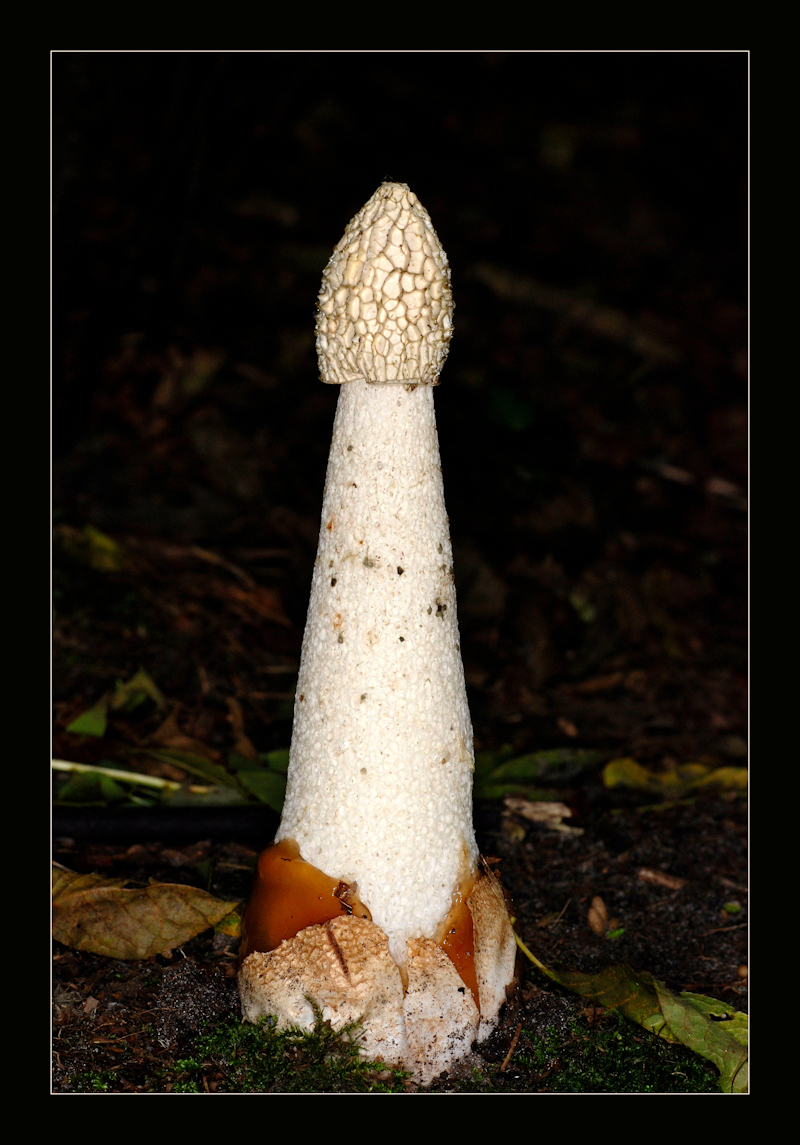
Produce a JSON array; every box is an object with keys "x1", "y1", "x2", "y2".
[{"x1": 52, "y1": 52, "x2": 747, "y2": 1093}]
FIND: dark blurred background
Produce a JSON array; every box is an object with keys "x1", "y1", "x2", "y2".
[{"x1": 53, "y1": 51, "x2": 747, "y2": 770}]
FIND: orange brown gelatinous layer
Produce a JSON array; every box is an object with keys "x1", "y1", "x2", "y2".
[
  {"x1": 240, "y1": 840, "x2": 481, "y2": 1010},
  {"x1": 239, "y1": 839, "x2": 372, "y2": 962},
  {"x1": 438, "y1": 877, "x2": 479, "y2": 1009}
]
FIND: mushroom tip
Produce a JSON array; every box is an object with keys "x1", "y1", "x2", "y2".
[{"x1": 316, "y1": 182, "x2": 454, "y2": 387}]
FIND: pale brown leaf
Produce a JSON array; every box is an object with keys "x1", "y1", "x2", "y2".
[
  {"x1": 52, "y1": 866, "x2": 238, "y2": 959},
  {"x1": 588, "y1": 895, "x2": 608, "y2": 936}
]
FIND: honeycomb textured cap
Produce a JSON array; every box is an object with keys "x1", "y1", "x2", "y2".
[{"x1": 316, "y1": 183, "x2": 454, "y2": 385}]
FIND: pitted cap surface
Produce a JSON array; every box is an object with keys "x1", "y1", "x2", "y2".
[{"x1": 316, "y1": 183, "x2": 454, "y2": 385}]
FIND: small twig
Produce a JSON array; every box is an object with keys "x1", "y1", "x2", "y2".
[
  {"x1": 718, "y1": 877, "x2": 748, "y2": 894},
  {"x1": 700, "y1": 922, "x2": 748, "y2": 937},
  {"x1": 500, "y1": 1023, "x2": 523, "y2": 1072},
  {"x1": 554, "y1": 898, "x2": 571, "y2": 924},
  {"x1": 190, "y1": 545, "x2": 257, "y2": 589},
  {"x1": 472, "y1": 263, "x2": 682, "y2": 362},
  {"x1": 51, "y1": 759, "x2": 181, "y2": 791}
]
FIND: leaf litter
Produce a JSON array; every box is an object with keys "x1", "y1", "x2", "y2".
[
  {"x1": 52, "y1": 865, "x2": 241, "y2": 959},
  {"x1": 514, "y1": 927, "x2": 747, "y2": 1093}
]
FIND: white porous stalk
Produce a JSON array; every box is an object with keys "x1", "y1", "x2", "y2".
[{"x1": 277, "y1": 183, "x2": 477, "y2": 964}]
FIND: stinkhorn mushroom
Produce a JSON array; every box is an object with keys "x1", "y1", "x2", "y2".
[{"x1": 238, "y1": 182, "x2": 517, "y2": 1084}]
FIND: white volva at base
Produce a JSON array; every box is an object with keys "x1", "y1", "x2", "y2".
[{"x1": 239, "y1": 869, "x2": 517, "y2": 1085}]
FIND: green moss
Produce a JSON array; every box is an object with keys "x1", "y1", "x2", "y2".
[
  {"x1": 168, "y1": 1010, "x2": 409, "y2": 1093},
  {"x1": 443, "y1": 1009, "x2": 720, "y2": 1094},
  {"x1": 64, "y1": 1000, "x2": 721, "y2": 1093},
  {"x1": 535, "y1": 1015, "x2": 717, "y2": 1091},
  {"x1": 70, "y1": 1069, "x2": 118, "y2": 1093}
]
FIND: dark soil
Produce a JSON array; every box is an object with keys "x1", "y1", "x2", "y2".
[{"x1": 52, "y1": 52, "x2": 747, "y2": 1093}]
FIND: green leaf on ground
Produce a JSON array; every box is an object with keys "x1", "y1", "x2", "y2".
[
  {"x1": 110, "y1": 668, "x2": 167, "y2": 713},
  {"x1": 235, "y1": 768, "x2": 287, "y2": 811},
  {"x1": 143, "y1": 749, "x2": 242, "y2": 790},
  {"x1": 52, "y1": 866, "x2": 240, "y2": 959},
  {"x1": 653, "y1": 985, "x2": 748, "y2": 1093},
  {"x1": 261, "y1": 748, "x2": 290, "y2": 774},
  {"x1": 603, "y1": 757, "x2": 747, "y2": 798},
  {"x1": 65, "y1": 669, "x2": 167, "y2": 736},
  {"x1": 474, "y1": 747, "x2": 605, "y2": 799},
  {"x1": 66, "y1": 697, "x2": 109, "y2": 737},
  {"x1": 57, "y1": 524, "x2": 127, "y2": 572},
  {"x1": 214, "y1": 909, "x2": 243, "y2": 938},
  {"x1": 55, "y1": 769, "x2": 129, "y2": 804},
  {"x1": 228, "y1": 749, "x2": 289, "y2": 810},
  {"x1": 514, "y1": 930, "x2": 748, "y2": 1093}
]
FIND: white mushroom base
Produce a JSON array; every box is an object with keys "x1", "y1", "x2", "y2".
[{"x1": 238, "y1": 868, "x2": 517, "y2": 1085}]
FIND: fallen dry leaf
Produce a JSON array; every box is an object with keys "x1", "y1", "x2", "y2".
[
  {"x1": 503, "y1": 797, "x2": 584, "y2": 837},
  {"x1": 571, "y1": 672, "x2": 624, "y2": 694},
  {"x1": 52, "y1": 866, "x2": 240, "y2": 959},
  {"x1": 149, "y1": 704, "x2": 222, "y2": 759},
  {"x1": 226, "y1": 696, "x2": 259, "y2": 761},
  {"x1": 588, "y1": 895, "x2": 608, "y2": 936},
  {"x1": 504, "y1": 797, "x2": 573, "y2": 826},
  {"x1": 223, "y1": 581, "x2": 291, "y2": 627},
  {"x1": 472, "y1": 264, "x2": 681, "y2": 362}
]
